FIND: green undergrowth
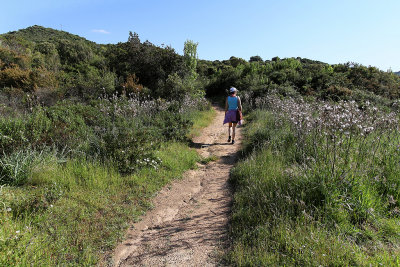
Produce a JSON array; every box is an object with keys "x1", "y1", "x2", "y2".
[
  {"x1": 0, "y1": 107, "x2": 216, "y2": 266},
  {"x1": 228, "y1": 109, "x2": 400, "y2": 266}
]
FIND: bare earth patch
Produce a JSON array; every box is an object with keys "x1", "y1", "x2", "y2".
[{"x1": 112, "y1": 106, "x2": 242, "y2": 266}]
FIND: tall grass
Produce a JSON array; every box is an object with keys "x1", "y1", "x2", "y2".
[
  {"x1": 0, "y1": 142, "x2": 200, "y2": 266},
  {"x1": 228, "y1": 97, "x2": 400, "y2": 266}
]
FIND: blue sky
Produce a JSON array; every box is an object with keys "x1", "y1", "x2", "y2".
[{"x1": 1, "y1": 0, "x2": 400, "y2": 71}]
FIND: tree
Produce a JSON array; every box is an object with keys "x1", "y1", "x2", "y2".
[
  {"x1": 184, "y1": 40, "x2": 198, "y2": 79},
  {"x1": 249, "y1": 55, "x2": 263, "y2": 62},
  {"x1": 272, "y1": 56, "x2": 280, "y2": 62},
  {"x1": 229, "y1": 56, "x2": 247, "y2": 68},
  {"x1": 128, "y1": 31, "x2": 140, "y2": 47}
]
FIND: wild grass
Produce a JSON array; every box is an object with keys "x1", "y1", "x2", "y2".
[
  {"x1": 0, "y1": 142, "x2": 200, "y2": 266},
  {"x1": 187, "y1": 107, "x2": 215, "y2": 138},
  {"x1": 200, "y1": 154, "x2": 219, "y2": 165},
  {"x1": 228, "y1": 98, "x2": 400, "y2": 266}
]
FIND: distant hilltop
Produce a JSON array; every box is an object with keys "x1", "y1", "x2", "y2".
[{"x1": 396, "y1": 71, "x2": 400, "y2": 76}]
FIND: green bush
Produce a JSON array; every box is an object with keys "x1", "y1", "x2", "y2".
[
  {"x1": 92, "y1": 121, "x2": 159, "y2": 174},
  {"x1": 154, "y1": 103, "x2": 193, "y2": 142},
  {"x1": 0, "y1": 118, "x2": 28, "y2": 154},
  {"x1": 44, "y1": 103, "x2": 95, "y2": 150},
  {"x1": 0, "y1": 103, "x2": 95, "y2": 154}
]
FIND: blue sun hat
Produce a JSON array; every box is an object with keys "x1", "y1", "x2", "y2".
[{"x1": 229, "y1": 87, "x2": 237, "y2": 93}]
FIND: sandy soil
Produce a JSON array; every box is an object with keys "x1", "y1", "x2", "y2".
[{"x1": 112, "y1": 106, "x2": 242, "y2": 266}]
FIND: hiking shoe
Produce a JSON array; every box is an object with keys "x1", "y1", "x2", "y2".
[
  {"x1": 232, "y1": 140, "x2": 235, "y2": 144},
  {"x1": 227, "y1": 136, "x2": 231, "y2": 142}
]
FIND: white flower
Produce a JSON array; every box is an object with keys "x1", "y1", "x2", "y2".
[
  {"x1": 16, "y1": 230, "x2": 20, "y2": 234},
  {"x1": 6, "y1": 207, "x2": 11, "y2": 212}
]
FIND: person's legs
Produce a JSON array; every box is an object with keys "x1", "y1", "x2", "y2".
[
  {"x1": 232, "y1": 123, "x2": 237, "y2": 144},
  {"x1": 228, "y1": 122, "x2": 232, "y2": 142}
]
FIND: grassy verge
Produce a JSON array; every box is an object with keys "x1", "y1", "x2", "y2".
[
  {"x1": 228, "y1": 109, "x2": 400, "y2": 266},
  {"x1": 0, "y1": 107, "x2": 216, "y2": 266},
  {"x1": 186, "y1": 107, "x2": 216, "y2": 139}
]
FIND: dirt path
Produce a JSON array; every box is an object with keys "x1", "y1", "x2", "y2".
[{"x1": 113, "y1": 106, "x2": 242, "y2": 266}]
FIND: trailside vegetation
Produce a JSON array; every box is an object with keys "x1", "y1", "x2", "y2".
[{"x1": 228, "y1": 93, "x2": 400, "y2": 265}]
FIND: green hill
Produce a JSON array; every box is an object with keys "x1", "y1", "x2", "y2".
[
  {"x1": 0, "y1": 25, "x2": 185, "y2": 99},
  {"x1": 1, "y1": 25, "x2": 98, "y2": 47}
]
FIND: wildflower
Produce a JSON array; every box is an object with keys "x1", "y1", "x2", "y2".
[
  {"x1": 388, "y1": 195, "x2": 397, "y2": 205},
  {"x1": 6, "y1": 207, "x2": 11, "y2": 212},
  {"x1": 364, "y1": 127, "x2": 374, "y2": 134},
  {"x1": 367, "y1": 208, "x2": 375, "y2": 214}
]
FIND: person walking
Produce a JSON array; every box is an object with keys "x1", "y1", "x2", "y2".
[{"x1": 223, "y1": 87, "x2": 242, "y2": 144}]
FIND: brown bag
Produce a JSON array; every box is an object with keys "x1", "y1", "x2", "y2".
[
  {"x1": 236, "y1": 96, "x2": 242, "y2": 121},
  {"x1": 236, "y1": 109, "x2": 242, "y2": 121}
]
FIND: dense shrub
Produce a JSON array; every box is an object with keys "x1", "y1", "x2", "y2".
[
  {"x1": 153, "y1": 103, "x2": 193, "y2": 141},
  {"x1": 90, "y1": 119, "x2": 159, "y2": 174},
  {"x1": 0, "y1": 65, "x2": 32, "y2": 90}
]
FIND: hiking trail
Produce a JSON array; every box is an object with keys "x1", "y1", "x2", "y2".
[{"x1": 113, "y1": 105, "x2": 242, "y2": 266}]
